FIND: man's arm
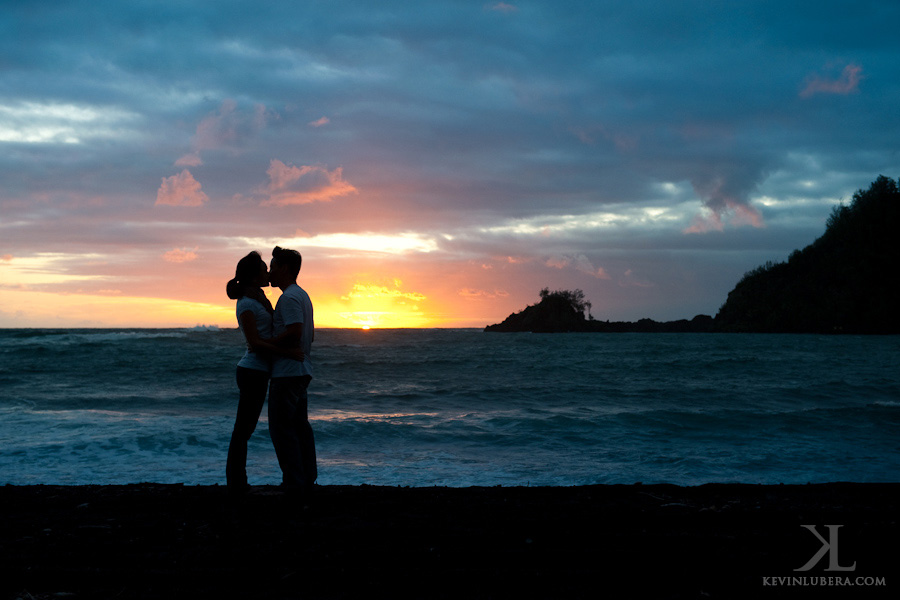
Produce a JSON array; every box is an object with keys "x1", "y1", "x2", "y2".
[
  {"x1": 242, "y1": 312, "x2": 304, "y2": 360},
  {"x1": 268, "y1": 322, "x2": 303, "y2": 348}
]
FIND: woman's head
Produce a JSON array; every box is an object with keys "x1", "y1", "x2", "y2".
[{"x1": 226, "y1": 251, "x2": 269, "y2": 299}]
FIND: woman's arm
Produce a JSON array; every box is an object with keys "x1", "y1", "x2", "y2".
[{"x1": 240, "y1": 311, "x2": 304, "y2": 361}]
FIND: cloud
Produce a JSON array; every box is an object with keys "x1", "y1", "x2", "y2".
[
  {"x1": 684, "y1": 210, "x2": 724, "y2": 234},
  {"x1": 4, "y1": 1, "x2": 900, "y2": 326},
  {"x1": 487, "y1": 2, "x2": 517, "y2": 13},
  {"x1": 156, "y1": 170, "x2": 209, "y2": 207},
  {"x1": 341, "y1": 281, "x2": 426, "y2": 303},
  {"x1": 546, "y1": 254, "x2": 611, "y2": 279},
  {"x1": 684, "y1": 199, "x2": 764, "y2": 234},
  {"x1": 1, "y1": 254, "x2": 12, "y2": 262},
  {"x1": 175, "y1": 99, "x2": 274, "y2": 166},
  {"x1": 569, "y1": 125, "x2": 639, "y2": 152},
  {"x1": 621, "y1": 269, "x2": 655, "y2": 289},
  {"x1": 194, "y1": 99, "x2": 240, "y2": 150},
  {"x1": 0, "y1": 101, "x2": 138, "y2": 145},
  {"x1": 174, "y1": 152, "x2": 203, "y2": 167},
  {"x1": 459, "y1": 288, "x2": 509, "y2": 299},
  {"x1": 162, "y1": 247, "x2": 199, "y2": 263},
  {"x1": 800, "y1": 64, "x2": 863, "y2": 98},
  {"x1": 685, "y1": 172, "x2": 765, "y2": 234},
  {"x1": 260, "y1": 160, "x2": 358, "y2": 206}
]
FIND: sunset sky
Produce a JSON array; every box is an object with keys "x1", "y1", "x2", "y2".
[{"x1": 2, "y1": 1, "x2": 899, "y2": 328}]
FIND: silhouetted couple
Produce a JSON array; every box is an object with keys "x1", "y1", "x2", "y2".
[{"x1": 225, "y1": 246, "x2": 316, "y2": 498}]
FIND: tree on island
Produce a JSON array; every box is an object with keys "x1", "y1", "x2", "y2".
[
  {"x1": 485, "y1": 288, "x2": 590, "y2": 332},
  {"x1": 539, "y1": 288, "x2": 589, "y2": 315},
  {"x1": 485, "y1": 288, "x2": 715, "y2": 333}
]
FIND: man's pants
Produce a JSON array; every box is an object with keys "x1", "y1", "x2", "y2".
[{"x1": 268, "y1": 375, "x2": 317, "y2": 489}]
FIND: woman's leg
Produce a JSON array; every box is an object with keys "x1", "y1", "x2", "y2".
[{"x1": 226, "y1": 367, "x2": 269, "y2": 491}]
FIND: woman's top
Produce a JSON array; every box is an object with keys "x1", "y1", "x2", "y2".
[{"x1": 236, "y1": 295, "x2": 274, "y2": 373}]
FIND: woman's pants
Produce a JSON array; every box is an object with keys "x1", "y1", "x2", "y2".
[{"x1": 226, "y1": 366, "x2": 269, "y2": 490}]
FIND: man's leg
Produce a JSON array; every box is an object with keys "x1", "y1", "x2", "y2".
[
  {"x1": 268, "y1": 376, "x2": 314, "y2": 489},
  {"x1": 293, "y1": 375, "x2": 317, "y2": 486}
]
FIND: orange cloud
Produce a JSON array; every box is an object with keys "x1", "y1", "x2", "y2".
[
  {"x1": 800, "y1": 64, "x2": 863, "y2": 98},
  {"x1": 729, "y1": 201, "x2": 764, "y2": 228},
  {"x1": 459, "y1": 288, "x2": 509, "y2": 299},
  {"x1": 174, "y1": 152, "x2": 203, "y2": 167},
  {"x1": 1, "y1": 254, "x2": 12, "y2": 262},
  {"x1": 308, "y1": 116, "x2": 330, "y2": 127},
  {"x1": 684, "y1": 210, "x2": 724, "y2": 234},
  {"x1": 162, "y1": 247, "x2": 199, "y2": 263},
  {"x1": 261, "y1": 160, "x2": 357, "y2": 206},
  {"x1": 684, "y1": 199, "x2": 763, "y2": 234},
  {"x1": 503, "y1": 256, "x2": 530, "y2": 264},
  {"x1": 341, "y1": 281, "x2": 426, "y2": 303},
  {"x1": 156, "y1": 170, "x2": 209, "y2": 207}
]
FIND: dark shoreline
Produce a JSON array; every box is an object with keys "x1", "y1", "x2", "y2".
[{"x1": 2, "y1": 483, "x2": 897, "y2": 599}]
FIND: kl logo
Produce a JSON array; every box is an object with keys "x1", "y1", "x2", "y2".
[{"x1": 795, "y1": 525, "x2": 857, "y2": 572}]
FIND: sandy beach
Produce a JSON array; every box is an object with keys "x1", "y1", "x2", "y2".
[{"x1": 1, "y1": 483, "x2": 896, "y2": 599}]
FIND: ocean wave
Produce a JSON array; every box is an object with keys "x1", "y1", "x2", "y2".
[
  {"x1": 183, "y1": 325, "x2": 221, "y2": 332},
  {"x1": 871, "y1": 400, "x2": 900, "y2": 407},
  {"x1": 2, "y1": 329, "x2": 899, "y2": 486},
  {"x1": 0, "y1": 329, "x2": 191, "y2": 350}
]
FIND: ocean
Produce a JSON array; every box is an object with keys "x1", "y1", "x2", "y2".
[{"x1": 1, "y1": 328, "x2": 898, "y2": 487}]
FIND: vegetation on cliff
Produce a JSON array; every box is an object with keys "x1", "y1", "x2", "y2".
[
  {"x1": 715, "y1": 175, "x2": 900, "y2": 333},
  {"x1": 486, "y1": 176, "x2": 899, "y2": 334}
]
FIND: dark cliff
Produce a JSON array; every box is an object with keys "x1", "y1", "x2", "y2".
[{"x1": 715, "y1": 175, "x2": 900, "y2": 333}]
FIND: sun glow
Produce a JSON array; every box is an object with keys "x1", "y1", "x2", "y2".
[{"x1": 311, "y1": 279, "x2": 435, "y2": 328}]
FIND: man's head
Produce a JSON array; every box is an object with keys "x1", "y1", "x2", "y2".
[{"x1": 269, "y1": 246, "x2": 302, "y2": 289}]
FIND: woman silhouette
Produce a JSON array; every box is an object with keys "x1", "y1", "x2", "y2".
[{"x1": 225, "y1": 251, "x2": 301, "y2": 494}]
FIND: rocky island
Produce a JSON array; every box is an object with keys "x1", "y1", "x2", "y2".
[
  {"x1": 486, "y1": 176, "x2": 900, "y2": 334},
  {"x1": 484, "y1": 288, "x2": 716, "y2": 333}
]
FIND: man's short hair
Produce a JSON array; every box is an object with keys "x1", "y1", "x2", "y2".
[{"x1": 272, "y1": 246, "x2": 302, "y2": 279}]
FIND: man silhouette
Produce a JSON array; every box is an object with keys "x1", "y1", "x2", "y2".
[{"x1": 267, "y1": 246, "x2": 316, "y2": 496}]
